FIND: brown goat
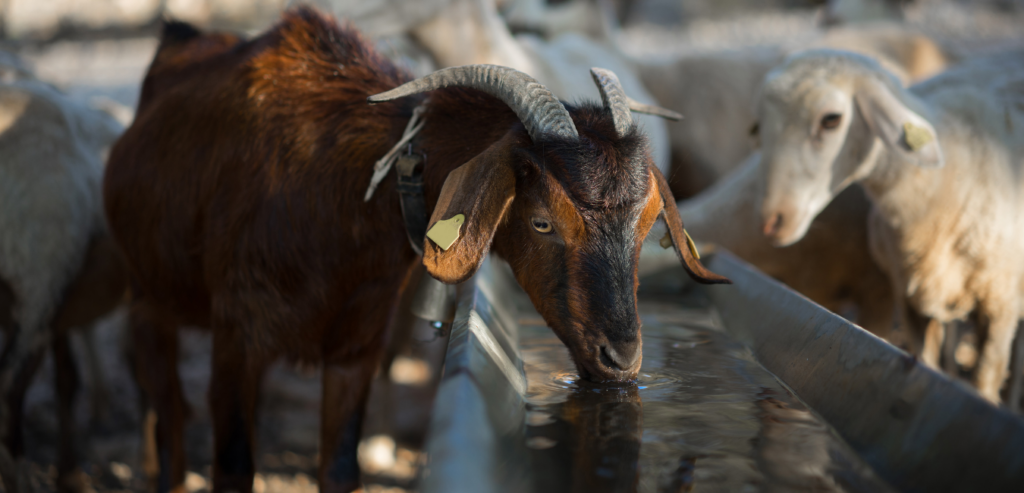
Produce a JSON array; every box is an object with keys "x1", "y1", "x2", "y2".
[{"x1": 104, "y1": 8, "x2": 726, "y2": 492}]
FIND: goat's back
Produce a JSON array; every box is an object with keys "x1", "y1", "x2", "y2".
[{"x1": 105, "y1": 8, "x2": 415, "y2": 354}]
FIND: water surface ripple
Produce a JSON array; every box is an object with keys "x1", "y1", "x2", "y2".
[{"x1": 519, "y1": 298, "x2": 895, "y2": 493}]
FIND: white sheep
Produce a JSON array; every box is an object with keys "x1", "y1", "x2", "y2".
[
  {"x1": 757, "y1": 48, "x2": 1024, "y2": 404},
  {"x1": 0, "y1": 57, "x2": 126, "y2": 491},
  {"x1": 642, "y1": 26, "x2": 949, "y2": 342},
  {"x1": 637, "y1": 23, "x2": 951, "y2": 198}
]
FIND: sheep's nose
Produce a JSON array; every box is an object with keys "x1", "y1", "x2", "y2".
[
  {"x1": 763, "y1": 212, "x2": 783, "y2": 237},
  {"x1": 600, "y1": 341, "x2": 641, "y2": 372}
]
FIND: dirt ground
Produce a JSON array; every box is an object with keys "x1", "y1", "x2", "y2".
[{"x1": 17, "y1": 307, "x2": 449, "y2": 493}]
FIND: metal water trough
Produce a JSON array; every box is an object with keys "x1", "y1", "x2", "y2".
[{"x1": 419, "y1": 252, "x2": 1024, "y2": 493}]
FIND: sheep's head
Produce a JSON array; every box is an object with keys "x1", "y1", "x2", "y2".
[
  {"x1": 370, "y1": 65, "x2": 729, "y2": 382},
  {"x1": 754, "y1": 50, "x2": 942, "y2": 246}
]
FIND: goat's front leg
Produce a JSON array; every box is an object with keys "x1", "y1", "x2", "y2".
[
  {"x1": 975, "y1": 304, "x2": 1020, "y2": 404},
  {"x1": 320, "y1": 355, "x2": 379, "y2": 493},
  {"x1": 209, "y1": 328, "x2": 267, "y2": 493},
  {"x1": 319, "y1": 281, "x2": 396, "y2": 493}
]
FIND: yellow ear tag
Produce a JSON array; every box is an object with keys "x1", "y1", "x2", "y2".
[
  {"x1": 684, "y1": 229, "x2": 700, "y2": 260},
  {"x1": 426, "y1": 214, "x2": 465, "y2": 251},
  {"x1": 903, "y1": 122, "x2": 933, "y2": 151}
]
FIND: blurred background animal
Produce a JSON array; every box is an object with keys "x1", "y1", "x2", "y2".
[
  {"x1": 0, "y1": 52, "x2": 127, "y2": 493},
  {"x1": 756, "y1": 48, "x2": 1024, "y2": 406}
]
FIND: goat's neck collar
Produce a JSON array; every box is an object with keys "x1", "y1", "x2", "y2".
[{"x1": 364, "y1": 102, "x2": 428, "y2": 201}]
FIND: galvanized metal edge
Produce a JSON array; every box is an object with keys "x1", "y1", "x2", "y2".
[
  {"x1": 420, "y1": 257, "x2": 528, "y2": 493},
  {"x1": 704, "y1": 251, "x2": 1024, "y2": 493}
]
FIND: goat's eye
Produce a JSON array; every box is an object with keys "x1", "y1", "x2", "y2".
[
  {"x1": 749, "y1": 122, "x2": 759, "y2": 137},
  {"x1": 821, "y1": 113, "x2": 842, "y2": 130},
  {"x1": 531, "y1": 217, "x2": 553, "y2": 234}
]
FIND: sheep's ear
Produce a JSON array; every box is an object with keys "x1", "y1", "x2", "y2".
[
  {"x1": 856, "y1": 78, "x2": 944, "y2": 168},
  {"x1": 422, "y1": 140, "x2": 515, "y2": 284},
  {"x1": 651, "y1": 167, "x2": 731, "y2": 285}
]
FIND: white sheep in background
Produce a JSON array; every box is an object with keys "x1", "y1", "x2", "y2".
[
  {"x1": 0, "y1": 56, "x2": 126, "y2": 491},
  {"x1": 638, "y1": 23, "x2": 951, "y2": 198},
  {"x1": 757, "y1": 48, "x2": 1024, "y2": 405},
  {"x1": 640, "y1": 25, "x2": 949, "y2": 341}
]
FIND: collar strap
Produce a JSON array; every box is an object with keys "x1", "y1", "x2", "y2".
[{"x1": 364, "y1": 104, "x2": 426, "y2": 201}]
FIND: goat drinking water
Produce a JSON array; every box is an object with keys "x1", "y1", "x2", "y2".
[{"x1": 104, "y1": 8, "x2": 727, "y2": 492}]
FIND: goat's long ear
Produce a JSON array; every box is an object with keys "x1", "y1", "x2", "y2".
[
  {"x1": 856, "y1": 78, "x2": 944, "y2": 169},
  {"x1": 423, "y1": 140, "x2": 516, "y2": 284},
  {"x1": 651, "y1": 167, "x2": 731, "y2": 285}
]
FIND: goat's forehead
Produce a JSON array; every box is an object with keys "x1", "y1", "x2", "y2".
[
  {"x1": 578, "y1": 177, "x2": 658, "y2": 229},
  {"x1": 541, "y1": 150, "x2": 650, "y2": 209}
]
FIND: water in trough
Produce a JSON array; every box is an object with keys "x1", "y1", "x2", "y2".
[{"x1": 517, "y1": 295, "x2": 896, "y2": 493}]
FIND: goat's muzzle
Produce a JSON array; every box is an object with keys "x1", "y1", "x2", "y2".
[{"x1": 577, "y1": 338, "x2": 642, "y2": 383}]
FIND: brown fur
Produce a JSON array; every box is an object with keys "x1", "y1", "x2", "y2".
[
  {"x1": 105, "y1": 8, "x2": 724, "y2": 491},
  {"x1": 423, "y1": 132, "x2": 519, "y2": 284}
]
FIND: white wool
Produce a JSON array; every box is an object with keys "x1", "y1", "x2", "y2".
[
  {"x1": 635, "y1": 23, "x2": 951, "y2": 193},
  {"x1": 756, "y1": 48, "x2": 1024, "y2": 403},
  {"x1": 0, "y1": 75, "x2": 122, "y2": 360}
]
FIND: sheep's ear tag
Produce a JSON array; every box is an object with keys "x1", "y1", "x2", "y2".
[
  {"x1": 426, "y1": 214, "x2": 465, "y2": 251},
  {"x1": 903, "y1": 122, "x2": 933, "y2": 151}
]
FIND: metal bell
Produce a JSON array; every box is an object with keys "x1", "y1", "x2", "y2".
[{"x1": 410, "y1": 271, "x2": 457, "y2": 323}]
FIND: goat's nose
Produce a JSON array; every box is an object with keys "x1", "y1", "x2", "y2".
[
  {"x1": 600, "y1": 341, "x2": 641, "y2": 371},
  {"x1": 763, "y1": 212, "x2": 783, "y2": 237}
]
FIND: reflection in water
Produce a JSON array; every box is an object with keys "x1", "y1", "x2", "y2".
[
  {"x1": 526, "y1": 382, "x2": 643, "y2": 492},
  {"x1": 754, "y1": 394, "x2": 893, "y2": 493},
  {"x1": 519, "y1": 298, "x2": 895, "y2": 493},
  {"x1": 754, "y1": 394, "x2": 843, "y2": 492},
  {"x1": 659, "y1": 455, "x2": 697, "y2": 493},
  {"x1": 524, "y1": 360, "x2": 643, "y2": 487}
]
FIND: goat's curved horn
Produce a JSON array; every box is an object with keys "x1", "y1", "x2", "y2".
[
  {"x1": 368, "y1": 65, "x2": 578, "y2": 142},
  {"x1": 590, "y1": 67, "x2": 633, "y2": 137},
  {"x1": 590, "y1": 67, "x2": 682, "y2": 138}
]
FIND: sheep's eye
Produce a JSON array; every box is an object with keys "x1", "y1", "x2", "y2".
[
  {"x1": 821, "y1": 113, "x2": 842, "y2": 130},
  {"x1": 531, "y1": 217, "x2": 553, "y2": 234},
  {"x1": 749, "y1": 122, "x2": 759, "y2": 136}
]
